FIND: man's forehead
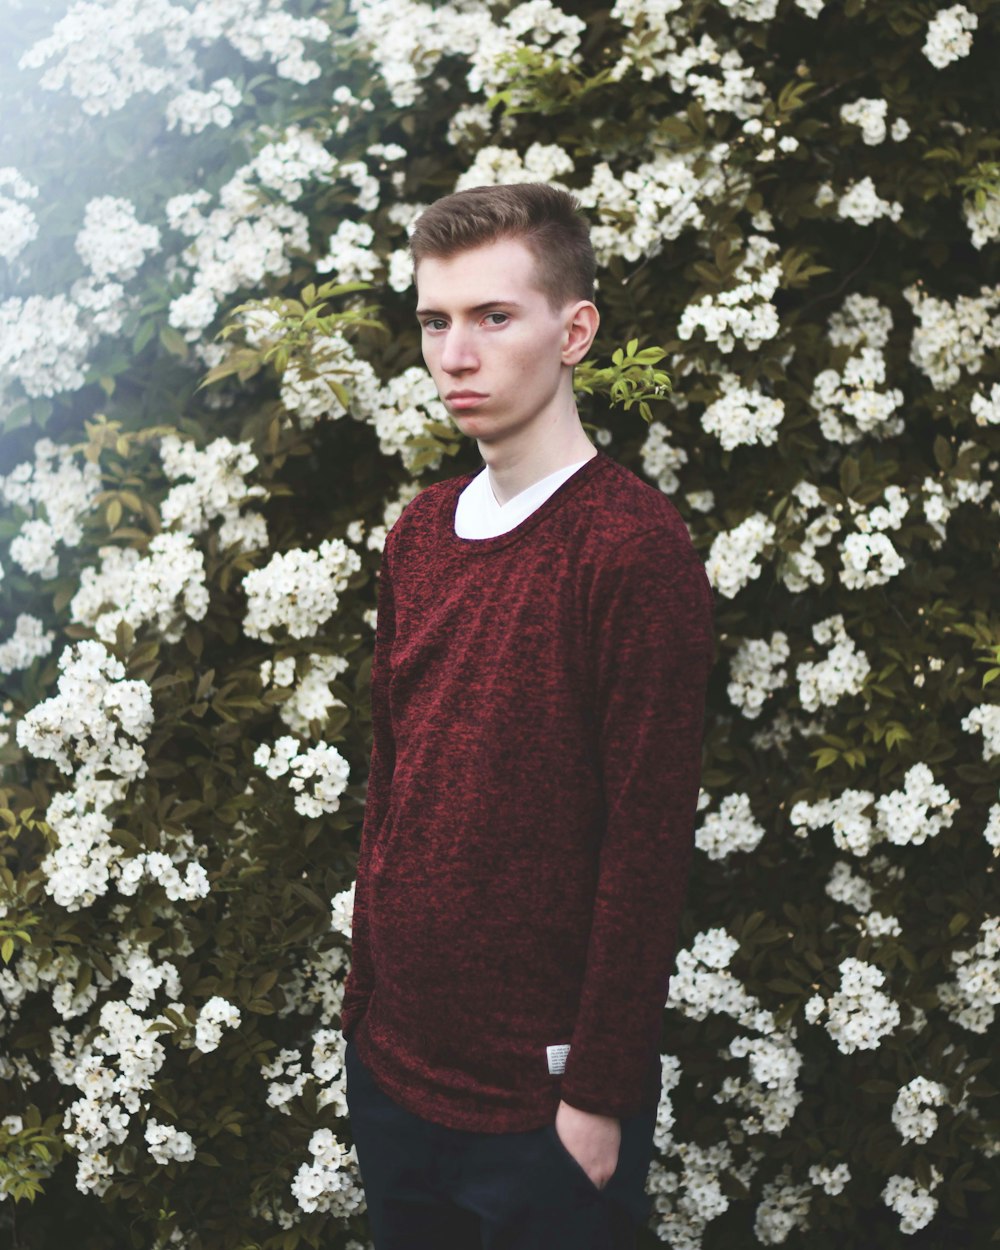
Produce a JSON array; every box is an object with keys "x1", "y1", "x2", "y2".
[{"x1": 415, "y1": 238, "x2": 544, "y2": 292}]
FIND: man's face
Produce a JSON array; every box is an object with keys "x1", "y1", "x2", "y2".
[{"x1": 415, "y1": 236, "x2": 584, "y2": 446}]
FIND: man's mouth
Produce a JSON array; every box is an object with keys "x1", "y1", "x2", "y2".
[{"x1": 447, "y1": 391, "x2": 488, "y2": 408}]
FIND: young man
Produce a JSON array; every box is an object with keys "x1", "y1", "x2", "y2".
[{"x1": 340, "y1": 183, "x2": 715, "y2": 1249}]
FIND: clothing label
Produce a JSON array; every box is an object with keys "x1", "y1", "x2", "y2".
[{"x1": 546, "y1": 1043, "x2": 571, "y2": 1075}]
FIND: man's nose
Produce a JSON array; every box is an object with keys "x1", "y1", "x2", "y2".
[{"x1": 440, "y1": 326, "x2": 478, "y2": 374}]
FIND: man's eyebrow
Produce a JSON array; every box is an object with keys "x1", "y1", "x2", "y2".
[{"x1": 415, "y1": 300, "x2": 526, "y2": 318}]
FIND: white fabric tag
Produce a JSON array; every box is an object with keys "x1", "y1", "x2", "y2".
[{"x1": 546, "y1": 1043, "x2": 571, "y2": 1075}]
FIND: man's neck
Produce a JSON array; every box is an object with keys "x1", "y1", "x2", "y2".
[{"x1": 479, "y1": 424, "x2": 598, "y2": 508}]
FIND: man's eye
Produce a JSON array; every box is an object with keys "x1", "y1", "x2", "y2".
[
  {"x1": 423, "y1": 319, "x2": 446, "y2": 331},
  {"x1": 484, "y1": 312, "x2": 508, "y2": 326}
]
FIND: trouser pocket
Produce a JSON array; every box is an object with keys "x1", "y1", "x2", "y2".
[{"x1": 542, "y1": 1121, "x2": 613, "y2": 1193}]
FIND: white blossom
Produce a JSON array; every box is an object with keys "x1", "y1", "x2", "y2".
[
  {"x1": 840, "y1": 97, "x2": 889, "y2": 145},
  {"x1": 253, "y1": 736, "x2": 351, "y2": 818},
  {"x1": 242, "y1": 539, "x2": 361, "y2": 642},
  {"x1": 892, "y1": 1076, "x2": 947, "y2": 1144},
  {"x1": 922, "y1": 4, "x2": 978, "y2": 69},
  {"x1": 696, "y1": 793, "x2": 766, "y2": 859},
  {"x1": 705, "y1": 512, "x2": 775, "y2": 599},
  {"x1": 882, "y1": 1169, "x2": 942, "y2": 1235},
  {"x1": 805, "y1": 957, "x2": 901, "y2": 1054},
  {"x1": 700, "y1": 373, "x2": 785, "y2": 450},
  {"x1": 796, "y1": 614, "x2": 870, "y2": 713},
  {"x1": 194, "y1": 996, "x2": 241, "y2": 1053}
]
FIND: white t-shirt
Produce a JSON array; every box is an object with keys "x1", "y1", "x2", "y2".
[{"x1": 454, "y1": 455, "x2": 595, "y2": 538}]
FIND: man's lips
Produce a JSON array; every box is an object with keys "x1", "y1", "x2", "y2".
[{"x1": 447, "y1": 391, "x2": 488, "y2": 409}]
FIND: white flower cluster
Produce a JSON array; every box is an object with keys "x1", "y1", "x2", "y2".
[
  {"x1": 838, "y1": 490, "x2": 908, "y2": 589},
  {"x1": 796, "y1": 614, "x2": 871, "y2": 713},
  {"x1": 677, "y1": 236, "x2": 782, "y2": 354},
  {"x1": 695, "y1": 793, "x2": 766, "y2": 860},
  {"x1": 638, "y1": 421, "x2": 690, "y2": 496},
  {"x1": 262, "y1": 1046, "x2": 309, "y2": 1114},
  {"x1": 804, "y1": 957, "x2": 901, "y2": 1054},
  {"x1": 0, "y1": 166, "x2": 39, "y2": 264},
  {"x1": 668, "y1": 928, "x2": 776, "y2": 1034},
  {"x1": 971, "y1": 383, "x2": 1000, "y2": 426},
  {"x1": 936, "y1": 917, "x2": 1000, "y2": 1035},
  {"x1": 18, "y1": 0, "x2": 328, "y2": 117},
  {"x1": 0, "y1": 613, "x2": 56, "y2": 675},
  {"x1": 166, "y1": 126, "x2": 337, "y2": 342},
  {"x1": 826, "y1": 860, "x2": 873, "y2": 913},
  {"x1": 874, "y1": 762, "x2": 959, "y2": 848},
  {"x1": 922, "y1": 4, "x2": 978, "y2": 69},
  {"x1": 70, "y1": 532, "x2": 209, "y2": 645},
  {"x1": 775, "y1": 480, "x2": 841, "y2": 593},
  {"x1": 16, "y1": 639, "x2": 150, "y2": 780},
  {"x1": 368, "y1": 367, "x2": 453, "y2": 473},
  {"x1": 576, "y1": 149, "x2": 728, "y2": 266},
  {"x1": 253, "y1": 736, "x2": 351, "y2": 818},
  {"x1": 353, "y1": 0, "x2": 584, "y2": 109},
  {"x1": 810, "y1": 293, "x2": 904, "y2": 443},
  {"x1": 15, "y1": 641, "x2": 154, "y2": 910},
  {"x1": 882, "y1": 1168, "x2": 942, "y2": 1235},
  {"x1": 242, "y1": 538, "x2": 361, "y2": 642},
  {"x1": 0, "y1": 293, "x2": 92, "y2": 399},
  {"x1": 961, "y1": 703, "x2": 1000, "y2": 761},
  {"x1": 260, "y1": 652, "x2": 350, "y2": 737},
  {"x1": 116, "y1": 849, "x2": 210, "y2": 903},
  {"x1": 60, "y1": 1000, "x2": 169, "y2": 1194},
  {"x1": 839, "y1": 98, "x2": 910, "y2": 145},
  {"x1": 291, "y1": 1126, "x2": 365, "y2": 1216},
  {"x1": 647, "y1": 1135, "x2": 761, "y2": 1250},
  {"x1": 903, "y1": 282, "x2": 1000, "y2": 390},
  {"x1": 808, "y1": 1161, "x2": 850, "y2": 1195},
  {"x1": 470, "y1": 0, "x2": 586, "y2": 99},
  {"x1": 455, "y1": 142, "x2": 575, "y2": 192},
  {"x1": 983, "y1": 799, "x2": 1000, "y2": 851},
  {"x1": 242, "y1": 305, "x2": 450, "y2": 469},
  {"x1": 792, "y1": 787, "x2": 875, "y2": 856},
  {"x1": 0, "y1": 439, "x2": 103, "y2": 577},
  {"x1": 964, "y1": 186, "x2": 1000, "y2": 250},
  {"x1": 705, "y1": 512, "x2": 775, "y2": 599},
  {"x1": 145, "y1": 1117, "x2": 196, "y2": 1165},
  {"x1": 727, "y1": 631, "x2": 789, "y2": 719},
  {"x1": 920, "y1": 450, "x2": 993, "y2": 549},
  {"x1": 716, "y1": 1033, "x2": 803, "y2": 1135},
  {"x1": 793, "y1": 763, "x2": 957, "y2": 857},
  {"x1": 840, "y1": 97, "x2": 888, "y2": 144},
  {"x1": 166, "y1": 76, "x2": 242, "y2": 135},
  {"x1": 754, "y1": 1173, "x2": 812, "y2": 1244},
  {"x1": 892, "y1": 1076, "x2": 947, "y2": 1144},
  {"x1": 193, "y1": 995, "x2": 241, "y2": 1053},
  {"x1": 314, "y1": 220, "x2": 380, "y2": 283},
  {"x1": 159, "y1": 433, "x2": 269, "y2": 553},
  {"x1": 330, "y1": 882, "x2": 356, "y2": 941},
  {"x1": 822, "y1": 175, "x2": 903, "y2": 227},
  {"x1": 700, "y1": 373, "x2": 785, "y2": 451},
  {"x1": 75, "y1": 196, "x2": 161, "y2": 282}
]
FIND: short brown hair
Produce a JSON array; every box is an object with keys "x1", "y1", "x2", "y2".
[{"x1": 408, "y1": 183, "x2": 596, "y2": 310}]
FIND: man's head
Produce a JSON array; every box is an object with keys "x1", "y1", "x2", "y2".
[
  {"x1": 409, "y1": 182, "x2": 596, "y2": 313},
  {"x1": 410, "y1": 184, "x2": 600, "y2": 452}
]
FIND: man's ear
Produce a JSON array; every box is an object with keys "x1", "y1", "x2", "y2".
[{"x1": 561, "y1": 300, "x2": 600, "y2": 367}]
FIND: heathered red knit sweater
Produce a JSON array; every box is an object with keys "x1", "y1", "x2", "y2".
[{"x1": 340, "y1": 450, "x2": 715, "y2": 1132}]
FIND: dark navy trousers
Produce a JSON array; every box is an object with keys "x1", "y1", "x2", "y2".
[{"x1": 345, "y1": 1036, "x2": 658, "y2": 1249}]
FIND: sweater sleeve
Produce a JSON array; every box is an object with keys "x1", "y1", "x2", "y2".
[
  {"x1": 558, "y1": 526, "x2": 715, "y2": 1118},
  {"x1": 340, "y1": 533, "x2": 397, "y2": 1043}
]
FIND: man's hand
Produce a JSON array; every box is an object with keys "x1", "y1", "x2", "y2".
[{"x1": 554, "y1": 1099, "x2": 621, "y2": 1190}]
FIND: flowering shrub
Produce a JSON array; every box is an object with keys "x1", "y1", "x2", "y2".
[{"x1": 1, "y1": 0, "x2": 998, "y2": 1247}]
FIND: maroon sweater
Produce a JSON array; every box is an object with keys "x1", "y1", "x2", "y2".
[{"x1": 340, "y1": 450, "x2": 715, "y2": 1132}]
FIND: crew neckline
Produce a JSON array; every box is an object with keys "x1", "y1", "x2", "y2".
[{"x1": 445, "y1": 449, "x2": 610, "y2": 554}]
